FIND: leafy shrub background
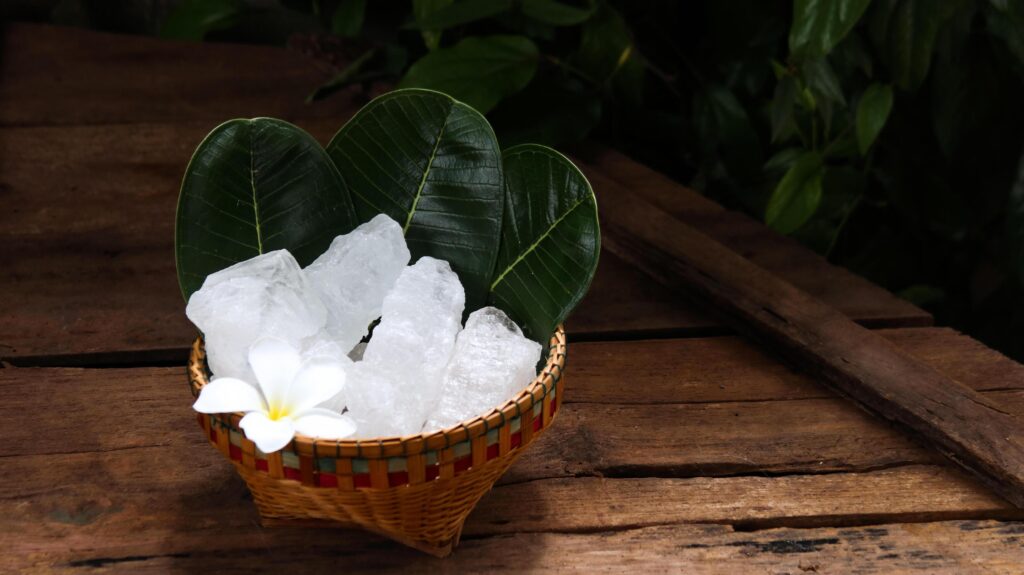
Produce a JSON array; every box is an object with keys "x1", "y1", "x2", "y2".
[{"x1": 11, "y1": 0, "x2": 1024, "y2": 360}]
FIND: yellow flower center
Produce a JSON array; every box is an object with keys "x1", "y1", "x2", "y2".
[{"x1": 267, "y1": 403, "x2": 293, "y2": 421}]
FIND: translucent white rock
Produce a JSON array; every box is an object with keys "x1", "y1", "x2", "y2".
[
  {"x1": 425, "y1": 307, "x2": 541, "y2": 432},
  {"x1": 345, "y1": 257, "x2": 466, "y2": 437},
  {"x1": 186, "y1": 250, "x2": 327, "y2": 382},
  {"x1": 304, "y1": 214, "x2": 410, "y2": 355}
]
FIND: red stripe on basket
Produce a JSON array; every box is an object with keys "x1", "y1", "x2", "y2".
[
  {"x1": 510, "y1": 431, "x2": 522, "y2": 449},
  {"x1": 283, "y1": 467, "x2": 301, "y2": 481},
  {"x1": 486, "y1": 443, "x2": 499, "y2": 460},
  {"x1": 425, "y1": 465, "x2": 440, "y2": 481},
  {"x1": 533, "y1": 417, "x2": 542, "y2": 432},
  {"x1": 551, "y1": 397, "x2": 558, "y2": 414},
  {"x1": 255, "y1": 459, "x2": 268, "y2": 472},
  {"x1": 454, "y1": 455, "x2": 471, "y2": 474},
  {"x1": 315, "y1": 473, "x2": 338, "y2": 488},
  {"x1": 388, "y1": 471, "x2": 409, "y2": 487},
  {"x1": 229, "y1": 444, "x2": 242, "y2": 461},
  {"x1": 209, "y1": 427, "x2": 217, "y2": 443},
  {"x1": 197, "y1": 413, "x2": 205, "y2": 427},
  {"x1": 353, "y1": 473, "x2": 371, "y2": 488}
]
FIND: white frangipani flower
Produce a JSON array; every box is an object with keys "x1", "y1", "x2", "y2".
[{"x1": 193, "y1": 338, "x2": 356, "y2": 453}]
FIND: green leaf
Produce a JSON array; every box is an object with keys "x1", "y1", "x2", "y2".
[
  {"x1": 175, "y1": 118, "x2": 359, "y2": 299},
  {"x1": 855, "y1": 83, "x2": 893, "y2": 154},
  {"x1": 868, "y1": 0, "x2": 963, "y2": 90},
  {"x1": 764, "y1": 147, "x2": 805, "y2": 173},
  {"x1": 325, "y1": 89, "x2": 505, "y2": 312},
  {"x1": 398, "y1": 35, "x2": 538, "y2": 114},
  {"x1": 160, "y1": 0, "x2": 242, "y2": 41},
  {"x1": 489, "y1": 144, "x2": 600, "y2": 341},
  {"x1": 521, "y1": 0, "x2": 595, "y2": 25},
  {"x1": 572, "y1": 5, "x2": 643, "y2": 86},
  {"x1": 790, "y1": 0, "x2": 872, "y2": 57},
  {"x1": 413, "y1": 0, "x2": 454, "y2": 50},
  {"x1": 331, "y1": 0, "x2": 366, "y2": 37},
  {"x1": 765, "y1": 151, "x2": 824, "y2": 234},
  {"x1": 802, "y1": 57, "x2": 847, "y2": 106},
  {"x1": 411, "y1": 0, "x2": 512, "y2": 30},
  {"x1": 771, "y1": 75, "x2": 798, "y2": 143}
]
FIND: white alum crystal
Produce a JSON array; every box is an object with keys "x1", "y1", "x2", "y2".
[
  {"x1": 425, "y1": 307, "x2": 541, "y2": 433},
  {"x1": 304, "y1": 214, "x2": 411, "y2": 355},
  {"x1": 345, "y1": 257, "x2": 466, "y2": 437},
  {"x1": 185, "y1": 250, "x2": 327, "y2": 382}
]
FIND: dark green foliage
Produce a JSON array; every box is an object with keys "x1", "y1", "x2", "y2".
[{"x1": 155, "y1": 0, "x2": 1024, "y2": 359}]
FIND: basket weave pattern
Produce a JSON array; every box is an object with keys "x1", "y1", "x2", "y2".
[{"x1": 187, "y1": 327, "x2": 567, "y2": 556}]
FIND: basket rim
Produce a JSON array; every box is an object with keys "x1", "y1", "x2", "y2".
[{"x1": 187, "y1": 326, "x2": 567, "y2": 459}]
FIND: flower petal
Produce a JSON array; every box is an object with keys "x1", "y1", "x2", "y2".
[
  {"x1": 248, "y1": 338, "x2": 301, "y2": 407},
  {"x1": 193, "y1": 377, "x2": 264, "y2": 414},
  {"x1": 294, "y1": 411, "x2": 357, "y2": 439},
  {"x1": 239, "y1": 412, "x2": 295, "y2": 453},
  {"x1": 286, "y1": 359, "x2": 347, "y2": 414}
]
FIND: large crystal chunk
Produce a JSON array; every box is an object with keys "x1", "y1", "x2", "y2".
[
  {"x1": 425, "y1": 307, "x2": 541, "y2": 432},
  {"x1": 345, "y1": 257, "x2": 466, "y2": 437},
  {"x1": 304, "y1": 214, "x2": 411, "y2": 354},
  {"x1": 185, "y1": 250, "x2": 326, "y2": 382}
]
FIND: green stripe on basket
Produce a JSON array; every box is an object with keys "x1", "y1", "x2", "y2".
[
  {"x1": 454, "y1": 441, "x2": 471, "y2": 458},
  {"x1": 426, "y1": 451, "x2": 438, "y2": 466},
  {"x1": 388, "y1": 457, "x2": 407, "y2": 472},
  {"x1": 229, "y1": 430, "x2": 242, "y2": 446},
  {"x1": 486, "y1": 428, "x2": 499, "y2": 445},
  {"x1": 511, "y1": 416, "x2": 521, "y2": 433},
  {"x1": 282, "y1": 451, "x2": 300, "y2": 469},
  {"x1": 317, "y1": 458, "x2": 337, "y2": 474},
  {"x1": 352, "y1": 458, "x2": 369, "y2": 474}
]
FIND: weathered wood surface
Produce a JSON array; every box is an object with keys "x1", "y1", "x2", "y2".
[
  {"x1": 0, "y1": 21, "x2": 1015, "y2": 573},
  {"x1": 596, "y1": 170, "x2": 1024, "y2": 507},
  {"x1": 0, "y1": 23, "x2": 363, "y2": 126},
  {"x1": 4, "y1": 329, "x2": 1024, "y2": 572},
  {"x1": 7, "y1": 520, "x2": 1022, "y2": 574},
  {"x1": 0, "y1": 121, "x2": 928, "y2": 363}
]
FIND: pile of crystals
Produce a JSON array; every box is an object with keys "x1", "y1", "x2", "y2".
[{"x1": 186, "y1": 214, "x2": 542, "y2": 439}]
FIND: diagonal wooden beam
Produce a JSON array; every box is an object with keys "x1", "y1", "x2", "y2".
[{"x1": 593, "y1": 171, "x2": 1024, "y2": 508}]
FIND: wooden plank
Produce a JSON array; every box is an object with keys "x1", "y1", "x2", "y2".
[
  {"x1": 8, "y1": 520, "x2": 1023, "y2": 574},
  {"x1": 576, "y1": 160, "x2": 931, "y2": 330},
  {"x1": 4, "y1": 329, "x2": 1022, "y2": 478},
  {"x1": 0, "y1": 23, "x2": 365, "y2": 126},
  {"x1": 1, "y1": 441, "x2": 1020, "y2": 572},
  {"x1": 596, "y1": 172, "x2": 1024, "y2": 507},
  {"x1": 2, "y1": 330, "x2": 1021, "y2": 569},
  {"x1": 0, "y1": 122, "x2": 927, "y2": 362}
]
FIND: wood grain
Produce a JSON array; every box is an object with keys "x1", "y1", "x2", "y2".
[
  {"x1": 0, "y1": 23, "x2": 363, "y2": 126},
  {"x1": 596, "y1": 172, "x2": 1024, "y2": 507},
  {"x1": 0, "y1": 123, "x2": 928, "y2": 363},
  {"x1": 2, "y1": 441, "x2": 1020, "y2": 573},
  {"x1": 8, "y1": 519, "x2": 1023, "y2": 574}
]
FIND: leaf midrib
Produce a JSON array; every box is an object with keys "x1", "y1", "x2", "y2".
[
  {"x1": 249, "y1": 121, "x2": 264, "y2": 254},
  {"x1": 404, "y1": 106, "x2": 450, "y2": 233},
  {"x1": 489, "y1": 195, "x2": 587, "y2": 291}
]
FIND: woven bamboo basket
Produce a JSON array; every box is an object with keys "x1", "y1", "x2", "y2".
[{"x1": 187, "y1": 326, "x2": 566, "y2": 557}]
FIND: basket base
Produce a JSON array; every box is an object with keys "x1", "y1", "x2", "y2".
[{"x1": 259, "y1": 516, "x2": 460, "y2": 558}]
